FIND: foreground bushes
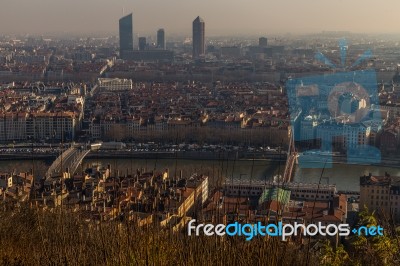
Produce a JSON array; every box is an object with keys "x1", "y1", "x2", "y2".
[
  {"x1": 0, "y1": 204, "x2": 399, "y2": 265},
  {"x1": 0, "y1": 204, "x2": 315, "y2": 266}
]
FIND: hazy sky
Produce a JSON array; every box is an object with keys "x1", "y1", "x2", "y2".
[{"x1": 1, "y1": 0, "x2": 399, "y2": 36}]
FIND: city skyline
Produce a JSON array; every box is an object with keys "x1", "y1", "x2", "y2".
[{"x1": 1, "y1": 0, "x2": 400, "y2": 36}]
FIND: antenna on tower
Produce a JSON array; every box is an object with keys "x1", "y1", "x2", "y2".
[{"x1": 122, "y1": 7, "x2": 125, "y2": 16}]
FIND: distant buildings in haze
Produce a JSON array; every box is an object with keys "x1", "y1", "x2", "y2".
[
  {"x1": 259, "y1": 37, "x2": 268, "y2": 47},
  {"x1": 119, "y1": 13, "x2": 172, "y2": 61},
  {"x1": 157, "y1": 29, "x2": 166, "y2": 50},
  {"x1": 139, "y1": 37, "x2": 147, "y2": 51}
]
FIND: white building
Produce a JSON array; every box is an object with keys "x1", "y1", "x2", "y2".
[
  {"x1": 223, "y1": 180, "x2": 337, "y2": 201},
  {"x1": 98, "y1": 78, "x2": 133, "y2": 91}
]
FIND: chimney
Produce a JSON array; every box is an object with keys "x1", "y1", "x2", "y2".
[
  {"x1": 328, "y1": 200, "x2": 335, "y2": 215},
  {"x1": 178, "y1": 192, "x2": 182, "y2": 202}
]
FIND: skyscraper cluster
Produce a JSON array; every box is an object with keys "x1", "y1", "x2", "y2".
[
  {"x1": 119, "y1": 13, "x2": 167, "y2": 57},
  {"x1": 119, "y1": 13, "x2": 206, "y2": 60}
]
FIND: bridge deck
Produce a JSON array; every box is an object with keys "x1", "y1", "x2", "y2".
[{"x1": 45, "y1": 145, "x2": 89, "y2": 178}]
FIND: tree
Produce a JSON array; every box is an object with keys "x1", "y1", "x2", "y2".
[
  {"x1": 350, "y1": 206, "x2": 399, "y2": 265},
  {"x1": 319, "y1": 240, "x2": 351, "y2": 266}
]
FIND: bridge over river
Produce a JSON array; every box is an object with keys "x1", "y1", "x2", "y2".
[{"x1": 45, "y1": 144, "x2": 90, "y2": 178}]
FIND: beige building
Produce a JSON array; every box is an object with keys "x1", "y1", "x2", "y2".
[
  {"x1": 0, "y1": 111, "x2": 79, "y2": 142},
  {"x1": 0, "y1": 113, "x2": 28, "y2": 141},
  {"x1": 359, "y1": 173, "x2": 400, "y2": 223}
]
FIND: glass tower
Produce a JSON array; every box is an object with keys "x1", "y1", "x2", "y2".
[
  {"x1": 192, "y1": 16, "x2": 205, "y2": 59},
  {"x1": 119, "y1": 13, "x2": 133, "y2": 56}
]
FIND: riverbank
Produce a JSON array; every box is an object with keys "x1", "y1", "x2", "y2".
[
  {"x1": 1, "y1": 150, "x2": 400, "y2": 169},
  {"x1": 298, "y1": 154, "x2": 400, "y2": 169},
  {"x1": 0, "y1": 153, "x2": 57, "y2": 160}
]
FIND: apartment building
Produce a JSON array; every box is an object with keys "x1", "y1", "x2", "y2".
[
  {"x1": 360, "y1": 173, "x2": 400, "y2": 223},
  {"x1": 0, "y1": 111, "x2": 78, "y2": 142}
]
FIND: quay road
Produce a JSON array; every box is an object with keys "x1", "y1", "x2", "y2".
[{"x1": 86, "y1": 149, "x2": 287, "y2": 161}]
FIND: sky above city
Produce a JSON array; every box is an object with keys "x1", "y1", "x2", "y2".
[{"x1": 0, "y1": 0, "x2": 399, "y2": 36}]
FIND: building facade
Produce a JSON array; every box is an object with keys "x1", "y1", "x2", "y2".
[
  {"x1": 360, "y1": 173, "x2": 400, "y2": 223},
  {"x1": 0, "y1": 112, "x2": 78, "y2": 142}
]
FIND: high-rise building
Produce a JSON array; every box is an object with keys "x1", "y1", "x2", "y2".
[
  {"x1": 259, "y1": 37, "x2": 268, "y2": 47},
  {"x1": 192, "y1": 16, "x2": 205, "y2": 59},
  {"x1": 139, "y1": 37, "x2": 147, "y2": 51},
  {"x1": 157, "y1": 29, "x2": 166, "y2": 50},
  {"x1": 119, "y1": 13, "x2": 134, "y2": 57}
]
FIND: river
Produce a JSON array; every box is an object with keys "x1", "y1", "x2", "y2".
[{"x1": 1, "y1": 158, "x2": 400, "y2": 191}]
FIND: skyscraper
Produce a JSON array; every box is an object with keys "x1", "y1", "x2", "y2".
[
  {"x1": 139, "y1": 37, "x2": 147, "y2": 51},
  {"x1": 259, "y1": 37, "x2": 268, "y2": 47},
  {"x1": 157, "y1": 28, "x2": 166, "y2": 50},
  {"x1": 192, "y1": 16, "x2": 205, "y2": 59},
  {"x1": 119, "y1": 13, "x2": 133, "y2": 57}
]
